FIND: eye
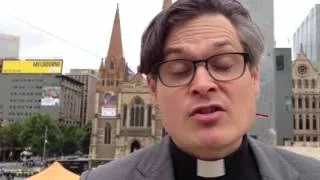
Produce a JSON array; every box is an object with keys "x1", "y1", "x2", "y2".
[{"x1": 166, "y1": 60, "x2": 193, "y2": 74}]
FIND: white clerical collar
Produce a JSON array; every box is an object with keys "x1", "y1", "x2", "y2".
[{"x1": 197, "y1": 159, "x2": 225, "y2": 178}]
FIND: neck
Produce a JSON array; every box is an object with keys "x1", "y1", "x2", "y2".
[{"x1": 185, "y1": 136, "x2": 244, "y2": 161}]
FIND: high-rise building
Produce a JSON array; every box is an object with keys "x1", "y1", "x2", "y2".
[
  {"x1": 293, "y1": 5, "x2": 320, "y2": 63},
  {"x1": 274, "y1": 48, "x2": 294, "y2": 145},
  {"x1": 238, "y1": 0, "x2": 276, "y2": 144},
  {"x1": 0, "y1": 59, "x2": 84, "y2": 125},
  {"x1": 0, "y1": 33, "x2": 20, "y2": 59},
  {"x1": 67, "y1": 69, "x2": 99, "y2": 125}
]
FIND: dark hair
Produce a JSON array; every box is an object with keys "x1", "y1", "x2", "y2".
[{"x1": 139, "y1": 0, "x2": 264, "y2": 76}]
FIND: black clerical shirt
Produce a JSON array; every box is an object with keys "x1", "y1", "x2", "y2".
[{"x1": 169, "y1": 135, "x2": 262, "y2": 180}]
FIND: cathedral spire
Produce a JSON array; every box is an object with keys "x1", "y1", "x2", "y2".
[
  {"x1": 162, "y1": 0, "x2": 172, "y2": 10},
  {"x1": 99, "y1": 58, "x2": 104, "y2": 70},
  {"x1": 106, "y1": 3, "x2": 124, "y2": 64}
]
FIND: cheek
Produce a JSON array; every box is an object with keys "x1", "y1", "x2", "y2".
[{"x1": 156, "y1": 86, "x2": 187, "y2": 123}]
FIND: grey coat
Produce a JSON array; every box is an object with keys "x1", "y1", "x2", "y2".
[{"x1": 80, "y1": 136, "x2": 320, "y2": 180}]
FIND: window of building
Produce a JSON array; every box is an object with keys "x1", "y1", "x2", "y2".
[
  {"x1": 298, "y1": 97, "x2": 302, "y2": 108},
  {"x1": 130, "y1": 96, "x2": 145, "y2": 127},
  {"x1": 304, "y1": 79, "x2": 309, "y2": 88},
  {"x1": 312, "y1": 97, "x2": 316, "y2": 109},
  {"x1": 276, "y1": 55, "x2": 284, "y2": 71},
  {"x1": 313, "y1": 137, "x2": 318, "y2": 142},
  {"x1": 292, "y1": 97, "x2": 295, "y2": 109},
  {"x1": 104, "y1": 123, "x2": 111, "y2": 144},
  {"x1": 123, "y1": 104, "x2": 127, "y2": 127},
  {"x1": 312, "y1": 79, "x2": 316, "y2": 88},
  {"x1": 313, "y1": 115, "x2": 317, "y2": 130},
  {"x1": 298, "y1": 79, "x2": 302, "y2": 88},
  {"x1": 147, "y1": 104, "x2": 152, "y2": 127},
  {"x1": 305, "y1": 97, "x2": 309, "y2": 108},
  {"x1": 110, "y1": 62, "x2": 114, "y2": 69},
  {"x1": 299, "y1": 136, "x2": 303, "y2": 141},
  {"x1": 306, "y1": 136, "x2": 310, "y2": 142},
  {"x1": 293, "y1": 115, "x2": 296, "y2": 129},
  {"x1": 299, "y1": 115, "x2": 303, "y2": 129},
  {"x1": 306, "y1": 115, "x2": 310, "y2": 130}
]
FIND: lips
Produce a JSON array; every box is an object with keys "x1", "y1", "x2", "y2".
[{"x1": 190, "y1": 104, "x2": 225, "y2": 124}]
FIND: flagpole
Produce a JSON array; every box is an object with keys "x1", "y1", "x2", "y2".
[{"x1": 42, "y1": 126, "x2": 48, "y2": 164}]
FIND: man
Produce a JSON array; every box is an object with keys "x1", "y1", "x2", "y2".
[{"x1": 81, "y1": 0, "x2": 320, "y2": 179}]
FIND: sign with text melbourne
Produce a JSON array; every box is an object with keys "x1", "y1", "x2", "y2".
[{"x1": 2, "y1": 59, "x2": 63, "y2": 74}]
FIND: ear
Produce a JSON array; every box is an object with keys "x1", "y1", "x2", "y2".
[
  {"x1": 250, "y1": 65, "x2": 260, "y2": 97},
  {"x1": 147, "y1": 75, "x2": 157, "y2": 99}
]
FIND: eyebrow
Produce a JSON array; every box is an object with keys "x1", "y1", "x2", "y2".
[{"x1": 164, "y1": 39, "x2": 235, "y2": 58}]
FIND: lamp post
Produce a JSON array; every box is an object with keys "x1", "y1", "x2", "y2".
[{"x1": 42, "y1": 126, "x2": 48, "y2": 164}]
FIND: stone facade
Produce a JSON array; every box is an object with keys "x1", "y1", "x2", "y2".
[{"x1": 292, "y1": 47, "x2": 320, "y2": 145}]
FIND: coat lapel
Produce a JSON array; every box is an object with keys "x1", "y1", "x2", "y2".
[
  {"x1": 135, "y1": 136, "x2": 175, "y2": 180},
  {"x1": 248, "y1": 137, "x2": 300, "y2": 180}
]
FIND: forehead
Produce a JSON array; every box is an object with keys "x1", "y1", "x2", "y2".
[{"x1": 164, "y1": 14, "x2": 243, "y2": 58}]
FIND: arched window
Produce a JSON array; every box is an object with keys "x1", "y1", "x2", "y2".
[
  {"x1": 130, "y1": 96, "x2": 145, "y2": 127},
  {"x1": 110, "y1": 62, "x2": 114, "y2": 69},
  {"x1": 306, "y1": 115, "x2": 310, "y2": 130},
  {"x1": 313, "y1": 115, "x2": 317, "y2": 130},
  {"x1": 147, "y1": 104, "x2": 152, "y2": 127},
  {"x1": 130, "y1": 140, "x2": 141, "y2": 153},
  {"x1": 104, "y1": 123, "x2": 111, "y2": 144},
  {"x1": 123, "y1": 104, "x2": 127, "y2": 127},
  {"x1": 299, "y1": 115, "x2": 303, "y2": 129},
  {"x1": 293, "y1": 115, "x2": 296, "y2": 129},
  {"x1": 298, "y1": 97, "x2": 302, "y2": 108}
]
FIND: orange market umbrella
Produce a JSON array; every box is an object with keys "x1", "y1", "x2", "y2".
[{"x1": 27, "y1": 161, "x2": 79, "y2": 180}]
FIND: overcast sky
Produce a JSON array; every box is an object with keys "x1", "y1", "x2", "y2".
[{"x1": 0, "y1": 0, "x2": 320, "y2": 73}]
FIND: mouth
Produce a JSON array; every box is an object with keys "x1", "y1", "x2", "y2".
[{"x1": 190, "y1": 104, "x2": 225, "y2": 116}]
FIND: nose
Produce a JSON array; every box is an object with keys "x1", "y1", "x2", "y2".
[{"x1": 189, "y1": 66, "x2": 218, "y2": 97}]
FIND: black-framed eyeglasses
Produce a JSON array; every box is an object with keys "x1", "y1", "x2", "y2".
[{"x1": 151, "y1": 52, "x2": 250, "y2": 87}]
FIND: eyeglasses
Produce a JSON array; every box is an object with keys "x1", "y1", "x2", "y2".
[{"x1": 151, "y1": 52, "x2": 250, "y2": 87}]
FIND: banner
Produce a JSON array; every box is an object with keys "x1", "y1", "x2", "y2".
[
  {"x1": 41, "y1": 86, "x2": 60, "y2": 106},
  {"x1": 100, "y1": 91, "x2": 118, "y2": 117},
  {"x1": 2, "y1": 59, "x2": 63, "y2": 74}
]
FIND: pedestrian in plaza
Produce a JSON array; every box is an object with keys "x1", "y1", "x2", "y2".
[{"x1": 81, "y1": 0, "x2": 320, "y2": 179}]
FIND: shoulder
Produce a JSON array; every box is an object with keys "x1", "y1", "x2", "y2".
[
  {"x1": 274, "y1": 146, "x2": 320, "y2": 173},
  {"x1": 250, "y1": 137, "x2": 320, "y2": 173},
  {"x1": 79, "y1": 144, "x2": 158, "y2": 180}
]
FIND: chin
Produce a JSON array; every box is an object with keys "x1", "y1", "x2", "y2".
[{"x1": 197, "y1": 129, "x2": 232, "y2": 147}]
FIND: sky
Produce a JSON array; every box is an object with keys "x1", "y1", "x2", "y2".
[{"x1": 0, "y1": 0, "x2": 320, "y2": 73}]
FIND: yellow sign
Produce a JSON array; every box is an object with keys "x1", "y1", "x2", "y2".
[{"x1": 2, "y1": 60, "x2": 63, "y2": 74}]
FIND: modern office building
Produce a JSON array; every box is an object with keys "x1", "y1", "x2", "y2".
[
  {"x1": 0, "y1": 33, "x2": 20, "y2": 59},
  {"x1": 0, "y1": 59, "x2": 84, "y2": 125},
  {"x1": 238, "y1": 0, "x2": 276, "y2": 144},
  {"x1": 293, "y1": 4, "x2": 320, "y2": 63},
  {"x1": 274, "y1": 48, "x2": 294, "y2": 145},
  {"x1": 67, "y1": 69, "x2": 99, "y2": 125}
]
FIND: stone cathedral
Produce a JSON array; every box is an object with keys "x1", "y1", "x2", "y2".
[{"x1": 89, "y1": 0, "x2": 172, "y2": 167}]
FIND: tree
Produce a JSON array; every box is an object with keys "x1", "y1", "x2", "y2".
[
  {"x1": 59, "y1": 124, "x2": 85, "y2": 155},
  {"x1": 20, "y1": 114, "x2": 63, "y2": 156},
  {"x1": 80, "y1": 121, "x2": 92, "y2": 154}
]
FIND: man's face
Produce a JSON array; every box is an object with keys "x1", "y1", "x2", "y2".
[{"x1": 148, "y1": 14, "x2": 260, "y2": 159}]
